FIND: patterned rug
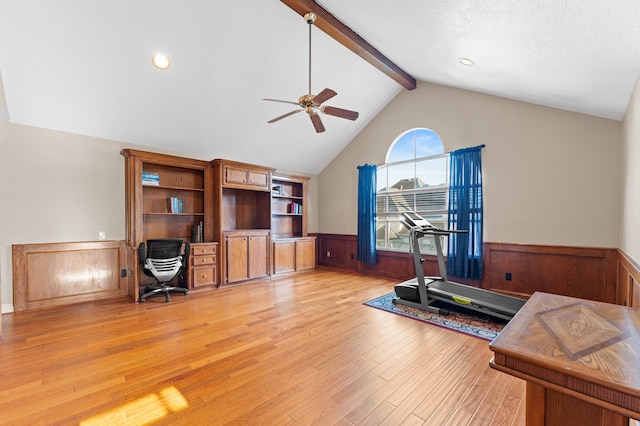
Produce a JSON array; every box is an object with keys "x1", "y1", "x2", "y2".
[{"x1": 364, "y1": 292, "x2": 507, "y2": 341}]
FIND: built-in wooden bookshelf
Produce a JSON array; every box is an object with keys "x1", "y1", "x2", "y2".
[
  {"x1": 270, "y1": 172, "x2": 315, "y2": 275},
  {"x1": 121, "y1": 151, "x2": 315, "y2": 295},
  {"x1": 271, "y1": 172, "x2": 309, "y2": 239},
  {"x1": 122, "y1": 149, "x2": 213, "y2": 246},
  {"x1": 121, "y1": 149, "x2": 214, "y2": 300},
  {"x1": 211, "y1": 159, "x2": 274, "y2": 286}
]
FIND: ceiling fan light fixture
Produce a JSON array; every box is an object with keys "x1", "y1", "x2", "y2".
[{"x1": 152, "y1": 54, "x2": 171, "y2": 70}]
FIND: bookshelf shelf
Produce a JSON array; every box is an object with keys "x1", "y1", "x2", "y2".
[
  {"x1": 272, "y1": 194, "x2": 303, "y2": 200},
  {"x1": 143, "y1": 212, "x2": 206, "y2": 216},
  {"x1": 143, "y1": 185, "x2": 205, "y2": 192}
]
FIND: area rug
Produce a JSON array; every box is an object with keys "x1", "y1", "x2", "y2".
[{"x1": 364, "y1": 292, "x2": 507, "y2": 341}]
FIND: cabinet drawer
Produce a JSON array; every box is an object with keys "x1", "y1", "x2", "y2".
[
  {"x1": 193, "y1": 254, "x2": 215, "y2": 265},
  {"x1": 193, "y1": 245, "x2": 216, "y2": 256},
  {"x1": 192, "y1": 265, "x2": 216, "y2": 287}
]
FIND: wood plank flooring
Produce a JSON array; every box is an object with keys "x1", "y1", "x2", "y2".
[{"x1": 0, "y1": 268, "x2": 525, "y2": 425}]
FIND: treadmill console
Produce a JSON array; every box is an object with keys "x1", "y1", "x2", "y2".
[{"x1": 401, "y1": 211, "x2": 434, "y2": 229}]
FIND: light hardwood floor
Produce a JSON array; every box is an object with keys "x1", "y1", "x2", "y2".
[{"x1": 0, "y1": 268, "x2": 525, "y2": 425}]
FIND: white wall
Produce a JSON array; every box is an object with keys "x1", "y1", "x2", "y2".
[
  {"x1": 0, "y1": 122, "x2": 319, "y2": 312},
  {"x1": 319, "y1": 82, "x2": 623, "y2": 248},
  {"x1": 622, "y1": 75, "x2": 640, "y2": 260},
  {"x1": 0, "y1": 123, "x2": 125, "y2": 311}
]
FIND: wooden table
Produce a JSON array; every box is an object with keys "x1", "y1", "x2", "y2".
[{"x1": 489, "y1": 291, "x2": 640, "y2": 425}]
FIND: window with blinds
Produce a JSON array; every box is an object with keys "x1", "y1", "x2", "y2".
[{"x1": 376, "y1": 129, "x2": 448, "y2": 254}]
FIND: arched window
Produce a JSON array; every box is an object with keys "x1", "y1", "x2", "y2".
[{"x1": 376, "y1": 128, "x2": 448, "y2": 253}]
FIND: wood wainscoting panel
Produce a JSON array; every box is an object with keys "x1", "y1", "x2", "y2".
[
  {"x1": 616, "y1": 250, "x2": 640, "y2": 308},
  {"x1": 13, "y1": 241, "x2": 128, "y2": 311},
  {"x1": 484, "y1": 243, "x2": 617, "y2": 303},
  {"x1": 316, "y1": 233, "x2": 452, "y2": 281}
]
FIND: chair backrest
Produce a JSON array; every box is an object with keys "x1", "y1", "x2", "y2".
[
  {"x1": 139, "y1": 238, "x2": 190, "y2": 282},
  {"x1": 146, "y1": 239, "x2": 185, "y2": 259}
]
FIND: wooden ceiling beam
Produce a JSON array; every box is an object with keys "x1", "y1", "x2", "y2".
[{"x1": 280, "y1": 0, "x2": 417, "y2": 90}]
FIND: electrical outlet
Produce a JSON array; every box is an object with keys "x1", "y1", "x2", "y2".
[
  {"x1": 326, "y1": 251, "x2": 331, "y2": 257},
  {"x1": 98, "y1": 231, "x2": 106, "y2": 240}
]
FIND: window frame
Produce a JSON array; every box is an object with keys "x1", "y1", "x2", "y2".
[{"x1": 376, "y1": 129, "x2": 449, "y2": 255}]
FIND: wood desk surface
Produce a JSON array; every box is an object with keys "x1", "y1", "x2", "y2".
[{"x1": 489, "y1": 291, "x2": 640, "y2": 417}]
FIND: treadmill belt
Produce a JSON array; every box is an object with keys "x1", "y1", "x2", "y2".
[{"x1": 428, "y1": 280, "x2": 525, "y2": 315}]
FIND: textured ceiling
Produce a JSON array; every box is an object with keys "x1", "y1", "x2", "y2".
[{"x1": 0, "y1": 1, "x2": 638, "y2": 174}]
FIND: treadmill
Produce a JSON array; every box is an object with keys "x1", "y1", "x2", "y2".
[{"x1": 393, "y1": 211, "x2": 525, "y2": 321}]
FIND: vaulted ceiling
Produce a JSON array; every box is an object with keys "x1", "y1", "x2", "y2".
[{"x1": 0, "y1": 1, "x2": 638, "y2": 174}]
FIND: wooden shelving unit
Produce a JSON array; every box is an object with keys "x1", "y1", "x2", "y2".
[
  {"x1": 122, "y1": 151, "x2": 316, "y2": 296},
  {"x1": 270, "y1": 172, "x2": 315, "y2": 275},
  {"x1": 211, "y1": 159, "x2": 274, "y2": 286},
  {"x1": 121, "y1": 149, "x2": 214, "y2": 299}
]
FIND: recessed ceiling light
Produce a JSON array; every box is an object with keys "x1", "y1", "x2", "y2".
[
  {"x1": 152, "y1": 54, "x2": 171, "y2": 70},
  {"x1": 459, "y1": 58, "x2": 475, "y2": 66}
]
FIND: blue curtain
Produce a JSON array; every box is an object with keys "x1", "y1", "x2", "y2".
[
  {"x1": 357, "y1": 164, "x2": 377, "y2": 264},
  {"x1": 447, "y1": 145, "x2": 485, "y2": 279}
]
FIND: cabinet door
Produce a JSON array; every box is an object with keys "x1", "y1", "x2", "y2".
[
  {"x1": 273, "y1": 240, "x2": 296, "y2": 274},
  {"x1": 223, "y1": 165, "x2": 270, "y2": 191},
  {"x1": 296, "y1": 238, "x2": 315, "y2": 271},
  {"x1": 247, "y1": 170, "x2": 269, "y2": 188},
  {"x1": 224, "y1": 166, "x2": 249, "y2": 185},
  {"x1": 226, "y1": 234, "x2": 249, "y2": 283},
  {"x1": 248, "y1": 233, "x2": 269, "y2": 278}
]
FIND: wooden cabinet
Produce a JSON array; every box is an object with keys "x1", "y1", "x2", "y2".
[
  {"x1": 273, "y1": 237, "x2": 316, "y2": 275},
  {"x1": 189, "y1": 242, "x2": 218, "y2": 288},
  {"x1": 216, "y1": 159, "x2": 272, "y2": 191},
  {"x1": 224, "y1": 165, "x2": 270, "y2": 190},
  {"x1": 224, "y1": 230, "x2": 270, "y2": 284},
  {"x1": 122, "y1": 152, "x2": 313, "y2": 292},
  {"x1": 212, "y1": 159, "x2": 274, "y2": 286}
]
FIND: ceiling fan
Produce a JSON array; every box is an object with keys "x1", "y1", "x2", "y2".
[{"x1": 264, "y1": 12, "x2": 359, "y2": 133}]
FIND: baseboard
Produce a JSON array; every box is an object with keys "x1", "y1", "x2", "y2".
[{"x1": 2, "y1": 303, "x2": 14, "y2": 314}]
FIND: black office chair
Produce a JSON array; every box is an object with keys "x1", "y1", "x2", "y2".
[{"x1": 139, "y1": 238, "x2": 190, "y2": 303}]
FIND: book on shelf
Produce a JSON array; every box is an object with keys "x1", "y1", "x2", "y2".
[
  {"x1": 191, "y1": 221, "x2": 204, "y2": 243},
  {"x1": 168, "y1": 197, "x2": 183, "y2": 213},
  {"x1": 288, "y1": 201, "x2": 301, "y2": 214},
  {"x1": 142, "y1": 172, "x2": 160, "y2": 186}
]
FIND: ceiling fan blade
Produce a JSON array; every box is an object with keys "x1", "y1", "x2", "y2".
[
  {"x1": 312, "y1": 88, "x2": 337, "y2": 105},
  {"x1": 268, "y1": 109, "x2": 302, "y2": 123},
  {"x1": 310, "y1": 113, "x2": 325, "y2": 133},
  {"x1": 322, "y1": 106, "x2": 359, "y2": 121},
  {"x1": 263, "y1": 98, "x2": 301, "y2": 106}
]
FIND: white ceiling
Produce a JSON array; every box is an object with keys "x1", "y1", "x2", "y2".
[{"x1": 0, "y1": 1, "x2": 639, "y2": 174}]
